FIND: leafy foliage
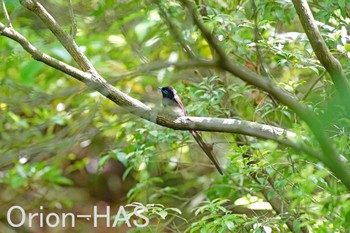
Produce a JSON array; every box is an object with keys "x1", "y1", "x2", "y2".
[{"x1": 1, "y1": 0, "x2": 350, "y2": 232}]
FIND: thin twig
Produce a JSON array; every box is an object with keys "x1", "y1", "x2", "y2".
[
  {"x1": 68, "y1": 0, "x2": 77, "y2": 38},
  {"x1": 20, "y1": 0, "x2": 93, "y2": 71},
  {"x1": 180, "y1": 0, "x2": 226, "y2": 60},
  {"x1": 0, "y1": 22, "x2": 150, "y2": 112},
  {"x1": 251, "y1": 0, "x2": 278, "y2": 106},
  {"x1": 156, "y1": 0, "x2": 197, "y2": 58},
  {"x1": 0, "y1": 0, "x2": 12, "y2": 28},
  {"x1": 301, "y1": 71, "x2": 326, "y2": 101},
  {"x1": 109, "y1": 59, "x2": 217, "y2": 83},
  {"x1": 251, "y1": 0, "x2": 268, "y2": 77}
]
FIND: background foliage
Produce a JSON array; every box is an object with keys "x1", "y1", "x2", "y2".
[{"x1": 1, "y1": 0, "x2": 350, "y2": 232}]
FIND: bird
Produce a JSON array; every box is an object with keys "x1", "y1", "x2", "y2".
[{"x1": 158, "y1": 86, "x2": 223, "y2": 175}]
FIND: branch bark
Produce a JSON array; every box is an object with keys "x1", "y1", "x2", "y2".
[
  {"x1": 292, "y1": 0, "x2": 350, "y2": 112},
  {"x1": 0, "y1": 0, "x2": 12, "y2": 28}
]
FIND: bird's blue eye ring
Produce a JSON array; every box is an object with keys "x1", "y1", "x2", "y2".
[{"x1": 163, "y1": 90, "x2": 168, "y2": 94}]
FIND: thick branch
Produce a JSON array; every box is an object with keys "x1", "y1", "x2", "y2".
[
  {"x1": 159, "y1": 115, "x2": 321, "y2": 159},
  {"x1": 0, "y1": 23, "x2": 319, "y2": 162},
  {"x1": 292, "y1": 0, "x2": 350, "y2": 111},
  {"x1": 0, "y1": 23, "x2": 151, "y2": 114}
]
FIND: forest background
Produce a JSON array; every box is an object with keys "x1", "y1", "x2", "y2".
[{"x1": 1, "y1": 0, "x2": 350, "y2": 232}]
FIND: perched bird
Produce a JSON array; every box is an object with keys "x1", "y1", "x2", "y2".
[{"x1": 158, "y1": 86, "x2": 223, "y2": 175}]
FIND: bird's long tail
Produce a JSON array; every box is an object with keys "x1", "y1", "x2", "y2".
[{"x1": 189, "y1": 130, "x2": 223, "y2": 175}]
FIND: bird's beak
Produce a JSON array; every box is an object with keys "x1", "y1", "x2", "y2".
[{"x1": 157, "y1": 87, "x2": 162, "y2": 91}]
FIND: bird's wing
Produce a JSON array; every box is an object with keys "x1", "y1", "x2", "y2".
[{"x1": 174, "y1": 94, "x2": 187, "y2": 115}]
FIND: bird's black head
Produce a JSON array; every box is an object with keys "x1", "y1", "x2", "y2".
[{"x1": 158, "y1": 86, "x2": 176, "y2": 100}]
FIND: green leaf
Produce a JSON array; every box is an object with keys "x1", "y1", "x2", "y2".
[
  {"x1": 158, "y1": 210, "x2": 168, "y2": 219},
  {"x1": 267, "y1": 190, "x2": 275, "y2": 201},
  {"x1": 115, "y1": 150, "x2": 128, "y2": 166},
  {"x1": 50, "y1": 115, "x2": 66, "y2": 125},
  {"x1": 344, "y1": 43, "x2": 350, "y2": 52},
  {"x1": 135, "y1": 20, "x2": 157, "y2": 42},
  {"x1": 166, "y1": 207, "x2": 182, "y2": 215},
  {"x1": 20, "y1": 61, "x2": 43, "y2": 86},
  {"x1": 54, "y1": 176, "x2": 73, "y2": 185},
  {"x1": 293, "y1": 219, "x2": 301, "y2": 233},
  {"x1": 122, "y1": 166, "x2": 133, "y2": 181},
  {"x1": 224, "y1": 220, "x2": 234, "y2": 230},
  {"x1": 10, "y1": 176, "x2": 25, "y2": 188},
  {"x1": 98, "y1": 155, "x2": 111, "y2": 169}
]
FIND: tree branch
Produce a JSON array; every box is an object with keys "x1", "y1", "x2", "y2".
[
  {"x1": 292, "y1": 0, "x2": 350, "y2": 112},
  {"x1": 0, "y1": 0, "x2": 12, "y2": 28},
  {"x1": 172, "y1": 115, "x2": 320, "y2": 160},
  {"x1": 0, "y1": 23, "x2": 151, "y2": 115},
  {"x1": 67, "y1": 0, "x2": 77, "y2": 38},
  {"x1": 0, "y1": 24, "x2": 85, "y2": 81},
  {"x1": 254, "y1": 174, "x2": 309, "y2": 233},
  {"x1": 251, "y1": 0, "x2": 269, "y2": 77},
  {"x1": 156, "y1": 0, "x2": 197, "y2": 58},
  {"x1": 20, "y1": 0, "x2": 92, "y2": 71},
  {"x1": 109, "y1": 59, "x2": 217, "y2": 83},
  {"x1": 0, "y1": 22, "x2": 319, "y2": 162}
]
